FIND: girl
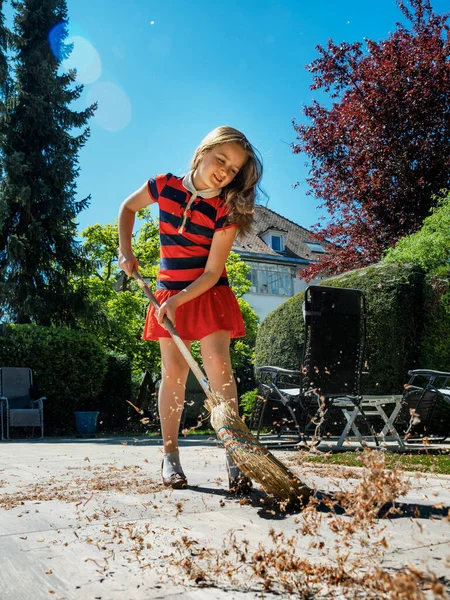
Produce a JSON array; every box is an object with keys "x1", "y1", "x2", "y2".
[{"x1": 118, "y1": 126, "x2": 263, "y2": 493}]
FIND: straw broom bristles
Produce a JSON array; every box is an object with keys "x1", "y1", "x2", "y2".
[{"x1": 205, "y1": 392, "x2": 313, "y2": 505}]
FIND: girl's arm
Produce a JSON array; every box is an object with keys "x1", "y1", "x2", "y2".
[
  {"x1": 157, "y1": 226, "x2": 237, "y2": 326},
  {"x1": 118, "y1": 182, "x2": 155, "y2": 276}
]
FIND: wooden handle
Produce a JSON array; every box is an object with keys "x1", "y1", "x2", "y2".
[{"x1": 132, "y1": 270, "x2": 214, "y2": 400}]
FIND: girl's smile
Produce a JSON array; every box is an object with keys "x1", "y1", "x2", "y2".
[{"x1": 193, "y1": 142, "x2": 248, "y2": 191}]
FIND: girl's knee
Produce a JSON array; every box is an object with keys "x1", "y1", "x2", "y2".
[
  {"x1": 161, "y1": 360, "x2": 189, "y2": 383},
  {"x1": 202, "y1": 352, "x2": 233, "y2": 379}
]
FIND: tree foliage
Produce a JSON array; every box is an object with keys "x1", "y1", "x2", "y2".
[
  {"x1": 79, "y1": 209, "x2": 160, "y2": 377},
  {"x1": 0, "y1": 0, "x2": 11, "y2": 183},
  {"x1": 383, "y1": 189, "x2": 450, "y2": 272},
  {"x1": 293, "y1": 0, "x2": 450, "y2": 280},
  {"x1": 0, "y1": 0, "x2": 96, "y2": 325}
]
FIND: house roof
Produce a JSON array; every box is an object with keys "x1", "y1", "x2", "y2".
[{"x1": 232, "y1": 204, "x2": 327, "y2": 262}]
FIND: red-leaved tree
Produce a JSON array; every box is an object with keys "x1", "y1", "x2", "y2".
[{"x1": 293, "y1": 0, "x2": 450, "y2": 280}]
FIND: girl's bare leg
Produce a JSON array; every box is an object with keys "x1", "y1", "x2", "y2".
[
  {"x1": 158, "y1": 338, "x2": 190, "y2": 486},
  {"x1": 200, "y1": 330, "x2": 251, "y2": 491},
  {"x1": 200, "y1": 330, "x2": 238, "y2": 412},
  {"x1": 159, "y1": 337, "x2": 191, "y2": 451}
]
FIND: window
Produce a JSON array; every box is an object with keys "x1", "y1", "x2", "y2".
[
  {"x1": 248, "y1": 262, "x2": 293, "y2": 296},
  {"x1": 305, "y1": 242, "x2": 326, "y2": 254},
  {"x1": 271, "y1": 234, "x2": 283, "y2": 252}
]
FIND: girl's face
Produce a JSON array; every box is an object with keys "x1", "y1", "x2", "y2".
[{"x1": 194, "y1": 142, "x2": 248, "y2": 190}]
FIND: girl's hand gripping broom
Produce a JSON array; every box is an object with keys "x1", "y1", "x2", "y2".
[{"x1": 133, "y1": 270, "x2": 312, "y2": 505}]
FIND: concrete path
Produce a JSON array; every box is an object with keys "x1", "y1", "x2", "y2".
[{"x1": 0, "y1": 436, "x2": 449, "y2": 599}]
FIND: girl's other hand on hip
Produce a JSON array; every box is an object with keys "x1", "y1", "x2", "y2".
[{"x1": 118, "y1": 249, "x2": 139, "y2": 277}]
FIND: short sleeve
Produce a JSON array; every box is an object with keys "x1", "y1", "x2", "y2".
[
  {"x1": 147, "y1": 173, "x2": 169, "y2": 203},
  {"x1": 215, "y1": 199, "x2": 234, "y2": 232}
]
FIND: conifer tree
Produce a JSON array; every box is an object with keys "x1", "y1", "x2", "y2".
[
  {"x1": 0, "y1": 0, "x2": 96, "y2": 325},
  {"x1": 0, "y1": 0, "x2": 10, "y2": 180}
]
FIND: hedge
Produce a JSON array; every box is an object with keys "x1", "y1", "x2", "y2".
[
  {"x1": 254, "y1": 293, "x2": 306, "y2": 371},
  {"x1": 420, "y1": 267, "x2": 450, "y2": 370},
  {"x1": 0, "y1": 324, "x2": 108, "y2": 433},
  {"x1": 255, "y1": 263, "x2": 426, "y2": 394}
]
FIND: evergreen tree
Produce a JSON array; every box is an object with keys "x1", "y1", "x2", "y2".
[
  {"x1": 0, "y1": 1, "x2": 11, "y2": 181},
  {"x1": 0, "y1": 0, "x2": 96, "y2": 325}
]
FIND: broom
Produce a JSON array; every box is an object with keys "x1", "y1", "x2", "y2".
[{"x1": 133, "y1": 270, "x2": 313, "y2": 505}]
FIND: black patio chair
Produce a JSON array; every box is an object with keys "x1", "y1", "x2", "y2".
[
  {"x1": 395, "y1": 369, "x2": 450, "y2": 442},
  {"x1": 252, "y1": 285, "x2": 375, "y2": 448}
]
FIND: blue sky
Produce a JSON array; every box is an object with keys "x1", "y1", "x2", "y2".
[{"x1": 7, "y1": 0, "x2": 450, "y2": 233}]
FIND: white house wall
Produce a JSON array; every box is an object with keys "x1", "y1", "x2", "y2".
[
  {"x1": 243, "y1": 276, "x2": 323, "y2": 322},
  {"x1": 243, "y1": 277, "x2": 308, "y2": 322}
]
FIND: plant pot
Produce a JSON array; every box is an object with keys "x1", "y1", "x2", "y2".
[{"x1": 74, "y1": 411, "x2": 100, "y2": 436}]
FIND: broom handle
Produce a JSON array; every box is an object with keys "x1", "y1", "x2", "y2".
[{"x1": 132, "y1": 270, "x2": 214, "y2": 400}]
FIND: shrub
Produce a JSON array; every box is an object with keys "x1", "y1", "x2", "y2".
[
  {"x1": 0, "y1": 324, "x2": 108, "y2": 433},
  {"x1": 254, "y1": 294, "x2": 305, "y2": 371},
  {"x1": 383, "y1": 190, "x2": 450, "y2": 272},
  {"x1": 239, "y1": 388, "x2": 258, "y2": 420},
  {"x1": 420, "y1": 266, "x2": 450, "y2": 370}
]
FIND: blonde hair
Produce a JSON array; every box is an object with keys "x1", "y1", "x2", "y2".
[{"x1": 191, "y1": 126, "x2": 263, "y2": 236}]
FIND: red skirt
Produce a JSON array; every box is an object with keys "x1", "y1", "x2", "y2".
[{"x1": 142, "y1": 286, "x2": 246, "y2": 341}]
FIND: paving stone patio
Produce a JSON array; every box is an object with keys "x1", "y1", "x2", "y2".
[{"x1": 0, "y1": 437, "x2": 449, "y2": 599}]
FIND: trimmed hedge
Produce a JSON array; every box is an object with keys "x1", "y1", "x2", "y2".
[
  {"x1": 421, "y1": 267, "x2": 450, "y2": 370},
  {"x1": 255, "y1": 263, "x2": 426, "y2": 394},
  {"x1": 0, "y1": 324, "x2": 108, "y2": 433},
  {"x1": 254, "y1": 294, "x2": 306, "y2": 371}
]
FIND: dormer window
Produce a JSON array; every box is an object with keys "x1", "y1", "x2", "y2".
[
  {"x1": 260, "y1": 227, "x2": 287, "y2": 253},
  {"x1": 271, "y1": 234, "x2": 284, "y2": 252},
  {"x1": 305, "y1": 242, "x2": 326, "y2": 254}
]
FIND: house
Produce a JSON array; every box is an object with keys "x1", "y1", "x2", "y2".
[{"x1": 232, "y1": 205, "x2": 327, "y2": 321}]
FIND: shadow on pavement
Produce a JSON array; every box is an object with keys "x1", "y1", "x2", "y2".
[
  {"x1": 314, "y1": 489, "x2": 450, "y2": 520},
  {"x1": 0, "y1": 435, "x2": 220, "y2": 448}
]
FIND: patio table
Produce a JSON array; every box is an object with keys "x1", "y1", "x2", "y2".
[{"x1": 333, "y1": 395, "x2": 405, "y2": 450}]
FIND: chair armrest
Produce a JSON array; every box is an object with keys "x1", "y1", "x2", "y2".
[
  {"x1": 408, "y1": 369, "x2": 450, "y2": 378},
  {"x1": 257, "y1": 366, "x2": 302, "y2": 376},
  {"x1": 30, "y1": 397, "x2": 46, "y2": 408}
]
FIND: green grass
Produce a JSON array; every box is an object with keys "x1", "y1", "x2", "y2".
[{"x1": 302, "y1": 451, "x2": 450, "y2": 475}]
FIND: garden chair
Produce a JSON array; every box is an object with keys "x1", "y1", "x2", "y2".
[
  {"x1": 253, "y1": 285, "x2": 377, "y2": 448},
  {"x1": 395, "y1": 369, "x2": 450, "y2": 442},
  {"x1": 0, "y1": 367, "x2": 46, "y2": 439}
]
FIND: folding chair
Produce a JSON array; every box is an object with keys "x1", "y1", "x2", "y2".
[
  {"x1": 396, "y1": 369, "x2": 450, "y2": 442},
  {"x1": 0, "y1": 367, "x2": 46, "y2": 439},
  {"x1": 253, "y1": 285, "x2": 374, "y2": 448},
  {"x1": 251, "y1": 366, "x2": 317, "y2": 445}
]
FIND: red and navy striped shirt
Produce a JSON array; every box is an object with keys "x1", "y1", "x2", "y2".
[{"x1": 147, "y1": 173, "x2": 235, "y2": 290}]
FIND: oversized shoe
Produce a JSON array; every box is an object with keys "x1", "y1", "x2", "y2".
[
  {"x1": 227, "y1": 463, "x2": 253, "y2": 495},
  {"x1": 161, "y1": 460, "x2": 188, "y2": 489}
]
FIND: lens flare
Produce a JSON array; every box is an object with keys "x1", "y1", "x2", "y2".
[
  {"x1": 87, "y1": 82, "x2": 131, "y2": 132},
  {"x1": 61, "y1": 36, "x2": 102, "y2": 84},
  {"x1": 48, "y1": 21, "x2": 69, "y2": 61}
]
